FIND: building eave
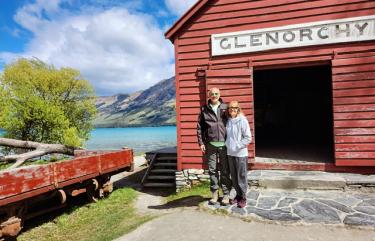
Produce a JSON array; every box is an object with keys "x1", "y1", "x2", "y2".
[{"x1": 165, "y1": 0, "x2": 210, "y2": 42}]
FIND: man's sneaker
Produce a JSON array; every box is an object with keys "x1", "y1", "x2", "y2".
[
  {"x1": 221, "y1": 195, "x2": 230, "y2": 206},
  {"x1": 209, "y1": 190, "x2": 219, "y2": 205},
  {"x1": 230, "y1": 195, "x2": 240, "y2": 205},
  {"x1": 238, "y1": 198, "x2": 247, "y2": 208}
]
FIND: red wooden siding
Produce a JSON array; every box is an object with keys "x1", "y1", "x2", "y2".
[
  {"x1": 205, "y1": 68, "x2": 255, "y2": 162},
  {"x1": 172, "y1": 0, "x2": 375, "y2": 170},
  {"x1": 332, "y1": 49, "x2": 375, "y2": 166}
]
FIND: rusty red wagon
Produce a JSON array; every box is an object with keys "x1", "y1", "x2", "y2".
[{"x1": 0, "y1": 148, "x2": 134, "y2": 239}]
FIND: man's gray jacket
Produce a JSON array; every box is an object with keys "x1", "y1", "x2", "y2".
[{"x1": 197, "y1": 99, "x2": 228, "y2": 146}]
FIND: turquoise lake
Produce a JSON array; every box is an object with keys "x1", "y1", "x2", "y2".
[{"x1": 0, "y1": 126, "x2": 177, "y2": 155}]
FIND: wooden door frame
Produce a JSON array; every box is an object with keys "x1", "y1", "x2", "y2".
[{"x1": 205, "y1": 63, "x2": 255, "y2": 163}]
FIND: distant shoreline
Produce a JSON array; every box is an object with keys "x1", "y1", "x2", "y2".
[
  {"x1": 1, "y1": 127, "x2": 177, "y2": 156},
  {"x1": 93, "y1": 124, "x2": 176, "y2": 128},
  {"x1": 1, "y1": 125, "x2": 177, "y2": 132}
]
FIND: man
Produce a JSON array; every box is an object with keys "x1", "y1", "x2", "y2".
[{"x1": 197, "y1": 87, "x2": 231, "y2": 205}]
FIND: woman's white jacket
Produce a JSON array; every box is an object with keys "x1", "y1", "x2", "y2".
[{"x1": 225, "y1": 114, "x2": 252, "y2": 157}]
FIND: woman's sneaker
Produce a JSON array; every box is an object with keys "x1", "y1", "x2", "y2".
[
  {"x1": 237, "y1": 198, "x2": 247, "y2": 208},
  {"x1": 230, "y1": 195, "x2": 240, "y2": 205},
  {"x1": 209, "y1": 190, "x2": 219, "y2": 205},
  {"x1": 221, "y1": 195, "x2": 230, "y2": 206}
]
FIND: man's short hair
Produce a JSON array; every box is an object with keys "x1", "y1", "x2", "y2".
[{"x1": 209, "y1": 87, "x2": 220, "y2": 95}]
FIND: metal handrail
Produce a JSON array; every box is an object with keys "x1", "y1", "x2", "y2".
[{"x1": 141, "y1": 153, "x2": 157, "y2": 185}]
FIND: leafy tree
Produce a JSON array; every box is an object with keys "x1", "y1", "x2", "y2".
[{"x1": 0, "y1": 58, "x2": 96, "y2": 147}]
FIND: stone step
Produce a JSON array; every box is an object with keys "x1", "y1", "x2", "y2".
[
  {"x1": 147, "y1": 175, "x2": 175, "y2": 180},
  {"x1": 154, "y1": 162, "x2": 177, "y2": 167},
  {"x1": 247, "y1": 170, "x2": 359, "y2": 190},
  {"x1": 156, "y1": 156, "x2": 177, "y2": 161},
  {"x1": 143, "y1": 182, "x2": 175, "y2": 188},
  {"x1": 150, "y1": 169, "x2": 177, "y2": 174}
]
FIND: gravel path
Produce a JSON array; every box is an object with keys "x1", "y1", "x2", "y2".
[
  {"x1": 113, "y1": 158, "x2": 375, "y2": 241},
  {"x1": 115, "y1": 210, "x2": 375, "y2": 241}
]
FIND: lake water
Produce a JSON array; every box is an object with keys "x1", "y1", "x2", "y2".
[{"x1": 0, "y1": 126, "x2": 177, "y2": 155}]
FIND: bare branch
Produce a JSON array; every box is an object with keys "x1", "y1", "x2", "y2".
[
  {"x1": 0, "y1": 137, "x2": 76, "y2": 169},
  {"x1": 7, "y1": 150, "x2": 47, "y2": 169},
  {"x1": 0, "y1": 138, "x2": 41, "y2": 149}
]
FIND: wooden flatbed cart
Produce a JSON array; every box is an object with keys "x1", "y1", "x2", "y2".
[{"x1": 0, "y1": 149, "x2": 134, "y2": 239}]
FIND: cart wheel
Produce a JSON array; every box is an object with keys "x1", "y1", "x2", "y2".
[
  {"x1": 102, "y1": 182, "x2": 113, "y2": 197},
  {"x1": 86, "y1": 179, "x2": 100, "y2": 202},
  {"x1": 57, "y1": 189, "x2": 67, "y2": 204}
]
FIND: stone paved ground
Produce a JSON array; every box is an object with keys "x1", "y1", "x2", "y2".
[
  {"x1": 115, "y1": 164, "x2": 375, "y2": 241},
  {"x1": 204, "y1": 188, "x2": 375, "y2": 226},
  {"x1": 248, "y1": 170, "x2": 375, "y2": 190},
  {"x1": 116, "y1": 210, "x2": 375, "y2": 241}
]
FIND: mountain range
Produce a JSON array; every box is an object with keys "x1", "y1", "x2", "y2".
[{"x1": 94, "y1": 77, "x2": 176, "y2": 127}]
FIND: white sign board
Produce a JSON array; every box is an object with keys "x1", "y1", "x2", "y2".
[{"x1": 211, "y1": 15, "x2": 375, "y2": 56}]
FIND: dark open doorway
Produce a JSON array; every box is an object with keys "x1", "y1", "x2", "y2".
[{"x1": 253, "y1": 65, "x2": 334, "y2": 164}]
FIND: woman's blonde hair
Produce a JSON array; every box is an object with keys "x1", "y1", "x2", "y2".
[{"x1": 227, "y1": 100, "x2": 243, "y2": 117}]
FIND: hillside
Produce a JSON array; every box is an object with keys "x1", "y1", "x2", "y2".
[{"x1": 94, "y1": 77, "x2": 176, "y2": 127}]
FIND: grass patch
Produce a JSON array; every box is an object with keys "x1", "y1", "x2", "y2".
[
  {"x1": 18, "y1": 188, "x2": 152, "y2": 241},
  {"x1": 0, "y1": 162, "x2": 12, "y2": 170},
  {"x1": 166, "y1": 182, "x2": 211, "y2": 203}
]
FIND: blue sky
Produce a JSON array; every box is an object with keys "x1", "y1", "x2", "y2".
[{"x1": 0, "y1": 0, "x2": 197, "y2": 95}]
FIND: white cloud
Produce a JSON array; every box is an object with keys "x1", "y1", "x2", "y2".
[
  {"x1": 164, "y1": 0, "x2": 198, "y2": 16},
  {"x1": 14, "y1": 0, "x2": 63, "y2": 32},
  {"x1": 1, "y1": 0, "x2": 175, "y2": 95}
]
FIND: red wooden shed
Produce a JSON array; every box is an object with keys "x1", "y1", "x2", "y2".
[{"x1": 166, "y1": 0, "x2": 375, "y2": 174}]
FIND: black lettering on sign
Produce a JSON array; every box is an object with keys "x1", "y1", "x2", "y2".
[
  {"x1": 220, "y1": 38, "x2": 231, "y2": 50},
  {"x1": 300, "y1": 29, "x2": 313, "y2": 41},
  {"x1": 336, "y1": 24, "x2": 350, "y2": 37},
  {"x1": 318, "y1": 26, "x2": 329, "y2": 39},
  {"x1": 266, "y1": 32, "x2": 279, "y2": 45},
  {"x1": 250, "y1": 34, "x2": 262, "y2": 46},
  {"x1": 234, "y1": 36, "x2": 246, "y2": 48},
  {"x1": 283, "y1": 31, "x2": 296, "y2": 42},
  {"x1": 355, "y1": 22, "x2": 369, "y2": 35}
]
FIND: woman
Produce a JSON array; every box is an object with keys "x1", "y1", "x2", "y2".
[{"x1": 225, "y1": 101, "x2": 252, "y2": 208}]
